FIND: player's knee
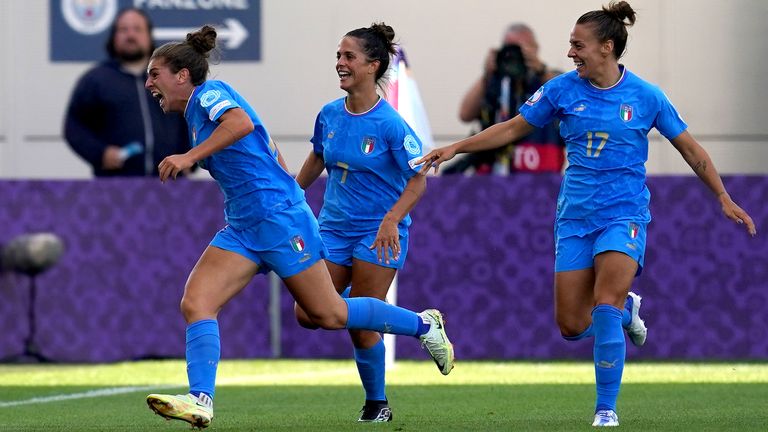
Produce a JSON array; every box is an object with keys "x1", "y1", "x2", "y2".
[
  {"x1": 306, "y1": 309, "x2": 346, "y2": 330},
  {"x1": 180, "y1": 295, "x2": 216, "y2": 323},
  {"x1": 294, "y1": 302, "x2": 319, "y2": 330},
  {"x1": 557, "y1": 318, "x2": 589, "y2": 340},
  {"x1": 179, "y1": 296, "x2": 197, "y2": 321}
]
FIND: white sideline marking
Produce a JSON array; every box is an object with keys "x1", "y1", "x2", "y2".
[
  {"x1": 0, "y1": 368, "x2": 353, "y2": 408},
  {"x1": 0, "y1": 385, "x2": 172, "y2": 408}
]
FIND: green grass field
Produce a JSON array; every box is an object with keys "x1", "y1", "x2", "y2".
[{"x1": 1, "y1": 359, "x2": 767, "y2": 431}]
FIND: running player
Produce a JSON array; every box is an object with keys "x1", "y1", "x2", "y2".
[
  {"x1": 142, "y1": 25, "x2": 454, "y2": 429},
  {"x1": 293, "y1": 22, "x2": 437, "y2": 423},
  {"x1": 418, "y1": 1, "x2": 756, "y2": 427}
]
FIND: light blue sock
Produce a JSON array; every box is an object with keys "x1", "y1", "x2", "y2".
[
  {"x1": 562, "y1": 323, "x2": 593, "y2": 341},
  {"x1": 592, "y1": 305, "x2": 625, "y2": 412},
  {"x1": 344, "y1": 297, "x2": 420, "y2": 336},
  {"x1": 186, "y1": 319, "x2": 220, "y2": 399},
  {"x1": 354, "y1": 339, "x2": 387, "y2": 402},
  {"x1": 621, "y1": 296, "x2": 632, "y2": 328}
]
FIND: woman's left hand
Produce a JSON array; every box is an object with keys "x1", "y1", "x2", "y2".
[
  {"x1": 370, "y1": 219, "x2": 400, "y2": 264},
  {"x1": 719, "y1": 192, "x2": 757, "y2": 236}
]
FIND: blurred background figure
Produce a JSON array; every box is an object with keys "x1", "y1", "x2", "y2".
[
  {"x1": 445, "y1": 23, "x2": 564, "y2": 175},
  {"x1": 63, "y1": 8, "x2": 190, "y2": 177}
]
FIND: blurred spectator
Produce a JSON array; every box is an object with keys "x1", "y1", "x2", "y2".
[
  {"x1": 445, "y1": 23, "x2": 564, "y2": 175},
  {"x1": 64, "y1": 8, "x2": 190, "y2": 177}
]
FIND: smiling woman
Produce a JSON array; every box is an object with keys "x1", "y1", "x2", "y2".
[
  {"x1": 416, "y1": 0, "x2": 757, "y2": 428},
  {"x1": 293, "y1": 22, "x2": 434, "y2": 423}
]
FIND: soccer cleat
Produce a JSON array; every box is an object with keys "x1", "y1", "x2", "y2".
[
  {"x1": 626, "y1": 291, "x2": 647, "y2": 347},
  {"x1": 147, "y1": 393, "x2": 213, "y2": 429},
  {"x1": 358, "y1": 400, "x2": 393, "y2": 422},
  {"x1": 592, "y1": 409, "x2": 619, "y2": 427},
  {"x1": 418, "y1": 309, "x2": 455, "y2": 375}
]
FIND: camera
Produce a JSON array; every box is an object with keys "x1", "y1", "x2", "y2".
[{"x1": 495, "y1": 44, "x2": 527, "y2": 80}]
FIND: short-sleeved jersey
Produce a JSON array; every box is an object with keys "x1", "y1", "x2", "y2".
[
  {"x1": 519, "y1": 66, "x2": 687, "y2": 221},
  {"x1": 185, "y1": 80, "x2": 304, "y2": 230},
  {"x1": 310, "y1": 97, "x2": 424, "y2": 234}
]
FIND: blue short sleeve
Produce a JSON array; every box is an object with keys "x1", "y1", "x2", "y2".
[
  {"x1": 387, "y1": 119, "x2": 424, "y2": 177},
  {"x1": 519, "y1": 85, "x2": 558, "y2": 128},
  {"x1": 653, "y1": 91, "x2": 688, "y2": 141},
  {"x1": 310, "y1": 112, "x2": 325, "y2": 155},
  {"x1": 196, "y1": 82, "x2": 241, "y2": 123}
]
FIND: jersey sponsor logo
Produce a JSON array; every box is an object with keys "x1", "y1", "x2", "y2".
[
  {"x1": 525, "y1": 87, "x2": 544, "y2": 106},
  {"x1": 620, "y1": 104, "x2": 633, "y2": 122},
  {"x1": 209, "y1": 100, "x2": 232, "y2": 121},
  {"x1": 574, "y1": 104, "x2": 587, "y2": 112},
  {"x1": 403, "y1": 134, "x2": 420, "y2": 155},
  {"x1": 290, "y1": 235, "x2": 305, "y2": 253},
  {"x1": 628, "y1": 222, "x2": 640, "y2": 239},
  {"x1": 200, "y1": 90, "x2": 221, "y2": 107},
  {"x1": 361, "y1": 136, "x2": 375, "y2": 155},
  {"x1": 61, "y1": 0, "x2": 118, "y2": 35}
]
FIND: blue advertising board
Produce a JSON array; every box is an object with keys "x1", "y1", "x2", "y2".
[{"x1": 50, "y1": 0, "x2": 261, "y2": 62}]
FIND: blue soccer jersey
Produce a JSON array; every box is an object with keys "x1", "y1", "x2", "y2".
[
  {"x1": 519, "y1": 66, "x2": 688, "y2": 221},
  {"x1": 310, "y1": 97, "x2": 424, "y2": 234},
  {"x1": 185, "y1": 80, "x2": 304, "y2": 230}
]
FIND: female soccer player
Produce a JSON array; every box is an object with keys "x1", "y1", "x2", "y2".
[
  {"x1": 142, "y1": 25, "x2": 454, "y2": 429},
  {"x1": 293, "y1": 23, "x2": 437, "y2": 422},
  {"x1": 418, "y1": 1, "x2": 756, "y2": 427}
]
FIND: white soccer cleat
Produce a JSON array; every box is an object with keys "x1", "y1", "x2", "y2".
[
  {"x1": 592, "y1": 409, "x2": 619, "y2": 427},
  {"x1": 147, "y1": 393, "x2": 213, "y2": 429},
  {"x1": 358, "y1": 401, "x2": 393, "y2": 422},
  {"x1": 418, "y1": 309, "x2": 455, "y2": 375},
  {"x1": 626, "y1": 291, "x2": 647, "y2": 347}
]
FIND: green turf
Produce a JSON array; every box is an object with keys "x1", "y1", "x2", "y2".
[{"x1": 1, "y1": 360, "x2": 767, "y2": 431}]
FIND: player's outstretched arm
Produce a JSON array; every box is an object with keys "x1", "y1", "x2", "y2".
[
  {"x1": 418, "y1": 114, "x2": 535, "y2": 174},
  {"x1": 671, "y1": 131, "x2": 757, "y2": 236}
]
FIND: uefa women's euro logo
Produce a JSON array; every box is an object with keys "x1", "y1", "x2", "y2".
[{"x1": 61, "y1": 0, "x2": 118, "y2": 35}]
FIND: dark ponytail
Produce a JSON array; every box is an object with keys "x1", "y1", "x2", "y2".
[
  {"x1": 150, "y1": 25, "x2": 219, "y2": 86},
  {"x1": 346, "y1": 22, "x2": 398, "y2": 85},
  {"x1": 577, "y1": 1, "x2": 636, "y2": 59}
]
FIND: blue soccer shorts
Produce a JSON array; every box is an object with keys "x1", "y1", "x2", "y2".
[
  {"x1": 554, "y1": 218, "x2": 648, "y2": 274},
  {"x1": 210, "y1": 200, "x2": 327, "y2": 278},
  {"x1": 320, "y1": 228, "x2": 409, "y2": 270}
]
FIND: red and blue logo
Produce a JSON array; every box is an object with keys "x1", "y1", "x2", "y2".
[
  {"x1": 290, "y1": 235, "x2": 305, "y2": 253},
  {"x1": 361, "y1": 137, "x2": 375, "y2": 155},
  {"x1": 620, "y1": 104, "x2": 633, "y2": 122}
]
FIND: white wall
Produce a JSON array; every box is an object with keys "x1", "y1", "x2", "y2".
[{"x1": 1, "y1": 0, "x2": 766, "y2": 178}]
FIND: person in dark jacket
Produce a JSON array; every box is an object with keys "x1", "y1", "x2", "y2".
[{"x1": 64, "y1": 8, "x2": 190, "y2": 177}]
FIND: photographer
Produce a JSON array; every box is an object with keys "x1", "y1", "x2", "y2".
[{"x1": 448, "y1": 23, "x2": 563, "y2": 175}]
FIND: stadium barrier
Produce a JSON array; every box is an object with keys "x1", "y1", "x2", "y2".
[{"x1": 0, "y1": 175, "x2": 765, "y2": 362}]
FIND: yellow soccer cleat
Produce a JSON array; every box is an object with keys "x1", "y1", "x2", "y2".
[
  {"x1": 147, "y1": 393, "x2": 213, "y2": 429},
  {"x1": 418, "y1": 309, "x2": 455, "y2": 375}
]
